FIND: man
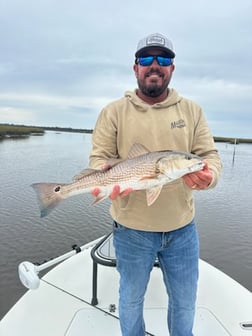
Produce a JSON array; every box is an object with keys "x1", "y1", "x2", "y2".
[{"x1": 89, "y1": 33, "x2": 222, "y2": 336}]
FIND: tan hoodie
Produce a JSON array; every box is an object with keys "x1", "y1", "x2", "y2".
[{"x1": 89, "y1": 89, "x2": 222, "y2": 232}]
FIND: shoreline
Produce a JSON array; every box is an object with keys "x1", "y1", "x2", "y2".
[
  {"x1": 0, "y1": 124, "x2": 251, "y2": 143},
  {"x1": 213, "y1": 136, "x2": 252, "y2": 144},
  {"x1": 0, "y1": 124, "x2": 92, "y2": 140}
]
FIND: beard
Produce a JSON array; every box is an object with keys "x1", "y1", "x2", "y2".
[
  {"x1": 137, "y1": 80, "x2": 167, "y2": 97},
  {"x1": 137, "y1": 70, "x2": 170, "y2": 97}
]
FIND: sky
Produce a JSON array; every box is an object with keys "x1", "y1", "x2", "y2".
[{"x1": 0, "y1": 0, "x2": 251, "y2": 138}]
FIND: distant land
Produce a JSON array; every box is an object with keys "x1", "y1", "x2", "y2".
[
  {"x1": 0, "y1": 124, "x2": 92, "y2": 140},
  {"x1": 0, "y1": 123, "x2": 251, "y2": 144}
]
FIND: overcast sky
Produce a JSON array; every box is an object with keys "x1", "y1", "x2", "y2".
[{"x1": 0, "y1": 0, "x2": 251, "y2": 138}]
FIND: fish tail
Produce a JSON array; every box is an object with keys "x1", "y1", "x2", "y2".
[{"x1": 31, "y1": 183, "x2": 66, "y2": 217}]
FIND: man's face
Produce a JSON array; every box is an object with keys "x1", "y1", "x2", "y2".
[{"x1": 133, "y1": 49, "x2": 175, "y2": 98}]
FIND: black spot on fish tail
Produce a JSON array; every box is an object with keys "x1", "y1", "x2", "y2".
[{"x1": 31, "y1": 182, "x2": 65, "y2": 217}]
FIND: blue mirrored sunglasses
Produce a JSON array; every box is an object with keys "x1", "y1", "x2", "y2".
[{"x1": 137, "y1": 55, "x2": 173, "y2": 67}]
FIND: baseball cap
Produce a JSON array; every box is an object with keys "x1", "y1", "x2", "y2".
[{"x1": 135, "y1": 33, "x2": 175, "y2": 58}]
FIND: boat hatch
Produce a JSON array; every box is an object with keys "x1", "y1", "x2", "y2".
[
  {"x1": 65, "y1": 307, "x2": 232, "y2": 336},
  {"x1": 65, "y1": 308, "x2": 121, "y2": 336},
  {"x1": 193, "y1": 307, "x2": 232, "y2": 336}
]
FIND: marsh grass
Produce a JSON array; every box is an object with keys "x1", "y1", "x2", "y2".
[
  {"x1": 214, "y1": 136, "x2": 252, "y2": 144},
  {"x1": 0, "y1": 124, "x2": 44, "y2": 139}
]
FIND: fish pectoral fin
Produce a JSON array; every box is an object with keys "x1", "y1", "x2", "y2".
[
  {"x1": 92, "y1": 194, "x2": 108, "y2": 205},
  {"x1": 140, "y1": 174, "x2": 158, "y2": 181},
  {"x1": 146, "y1": 186, "x2": 163, "y2": 206}
]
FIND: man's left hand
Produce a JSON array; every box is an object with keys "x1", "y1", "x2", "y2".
[{"x1": 183, "y1": 161, "x2": 213, "y2": 190}]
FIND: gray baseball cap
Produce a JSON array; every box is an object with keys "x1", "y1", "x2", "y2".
[{"x1": 135, "y1": 33, "x2": 175, "y2": 58}]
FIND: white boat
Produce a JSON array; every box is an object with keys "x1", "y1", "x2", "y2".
[{"x1": 0, "y1": 232, "x2": 251, "y2": 335}]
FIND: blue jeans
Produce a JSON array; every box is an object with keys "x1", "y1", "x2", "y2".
[{"x1": 113, "y1": 220, "x2": 199, "y2": 336}]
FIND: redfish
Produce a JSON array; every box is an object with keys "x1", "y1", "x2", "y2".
[{"x1": 32, "y1": 143, "x2": 204, "y2": 217}]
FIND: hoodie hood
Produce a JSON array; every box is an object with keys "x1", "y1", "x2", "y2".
[{"x1": 124, "y1": 88, "x2": 182, "y2": 112}]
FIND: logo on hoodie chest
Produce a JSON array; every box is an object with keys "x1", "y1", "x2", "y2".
[{"x1": 171, "y1": 119, "x2": 186, "y2": 129}]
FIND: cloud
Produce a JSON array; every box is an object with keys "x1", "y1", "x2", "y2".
[
  {"x1": 0, "y1": 0, "x2": 251, "y2": 137},
  {"x1": 0, "y1": 92, "x2": 111, "y2": 128},
  {"x1": 0, "y1": 106, "x2": 36, "y2": 124}
]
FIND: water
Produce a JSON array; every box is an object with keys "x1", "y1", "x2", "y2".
[{"x1": 0, "y1": 132, "x2": 251, "y2": 319}]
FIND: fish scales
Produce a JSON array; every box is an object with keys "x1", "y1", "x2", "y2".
[
  {"x1": 79, "y1": 154, "x2": 157, "y2": 187},
  {"x1": 68, "y1": 162, "x2": 155, "y2": 192}
]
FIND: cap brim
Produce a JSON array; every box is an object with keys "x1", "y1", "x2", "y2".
[{"x1": 135, "y1": 46, "x2": 175, "y2": 58}]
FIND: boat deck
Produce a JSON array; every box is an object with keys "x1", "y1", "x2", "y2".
[{"x1": 0, "y1": 235, "x2": 251, "y2": 335}]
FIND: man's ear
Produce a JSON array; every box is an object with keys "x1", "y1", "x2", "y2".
[{"x1": 133, "y1": 63, "x2": 138, "y2": 77}]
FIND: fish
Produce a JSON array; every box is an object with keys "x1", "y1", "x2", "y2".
[{"x1": 31, "y1": 143, "x2": 204, "y2": 217}]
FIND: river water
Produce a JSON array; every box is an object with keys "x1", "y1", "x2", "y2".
[{"x1": 0, "y1": 131, "x2": 251, "y2": 319}]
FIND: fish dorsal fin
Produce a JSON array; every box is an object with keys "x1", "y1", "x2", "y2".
[
  {"x1": 127, "y1": 143, "x2": 150, "y2": 159},
  {"x1": 73, "y1": 168, "x2": 97, "y2": 181},
  {"x1": 146, "y1": 186, "x2": 163, "y2": 206}
]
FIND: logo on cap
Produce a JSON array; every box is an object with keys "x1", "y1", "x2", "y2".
[{"x1": 146, "y1": 36, "x2": 165, "y2": 46}]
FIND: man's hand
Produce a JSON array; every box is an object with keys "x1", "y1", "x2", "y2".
[
  {"x1": 92, "y1": 185, "x2": 133, "y2": 200},
  {"x1": 183, "y1": 161, "x2": 213, "y2": 190}
]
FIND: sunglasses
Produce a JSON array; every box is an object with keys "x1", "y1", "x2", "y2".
[{"x1": 137, "y1": 55, "x2": 173, "y2": 67}]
